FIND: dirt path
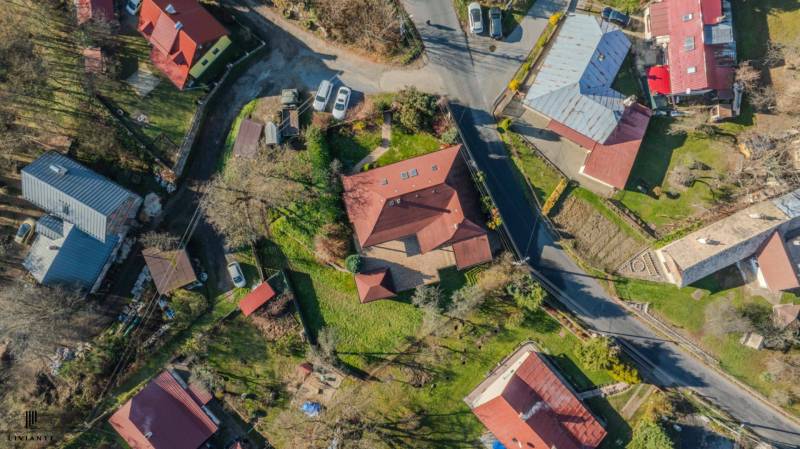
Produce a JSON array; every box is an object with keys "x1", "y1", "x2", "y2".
[
  {"x1": 621, "y1": 384, "x2": 655, "y2": 420},
  {"x1": 351, "y1": 111, "x2": 393, "y2": 173}
]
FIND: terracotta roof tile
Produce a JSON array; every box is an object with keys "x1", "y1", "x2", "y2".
[
  {"x1": 239, "y1": 282, "x2": 277, "y2": 316},
  {"x1": 354, "y1": 268, "x2": 395, "y2": 303},
  {"x1": 756, "y1": 231, "x2": 800, "y2": 292}
]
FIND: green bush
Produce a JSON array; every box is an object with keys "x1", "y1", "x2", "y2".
[
  {"x1": 345, "y1": 254, "x2": 362, "y2": 273},
  {"x1": 171, "y1": 289, "x2": 208, "y2": 328},
  {"x1": 627, "y1": 420, "x2": 674, "y2": 449},
  {"x1": 610, "y1": 362, "x2": 640, "y2": 384},
  {"x1": 306, "y1": 126, "x2": 333, "y2": 188},
  {"x1": 395, "y1": 87, "x2": 437, "y2": 132},
  {"x1": 441, "y1": 126, "x2": 459, "y2": 145},
  {"x1": 576, "y1": 336, "x2": 620, "y2": 371}
]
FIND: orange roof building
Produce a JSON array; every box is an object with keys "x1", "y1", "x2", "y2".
[
  {"x1": 75, "y1": 0, "x2": 114, "y2": 25},
  {"x1": 109, "y1": 371, "x2": 218, "y2": 449},
  {"x1": 756, "y1": 231, "x2": 800, "y2": 292},
  {"x1": 354, "y1": 268, "x2": 395, "y2": 303},
  {"x1": 137, "y1": 0, "x2": 228, "y2": 89},
  {"x1": 238, "y1": 282, "x2": 277, "y2": 317},
  {"x1": 464, "y1": 344, "x2": 606, "y2": 449}
]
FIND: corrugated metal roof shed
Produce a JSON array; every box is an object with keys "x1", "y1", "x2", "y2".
[
  {"x1": 22, "y1": 152, "x2": 141, "y2": 243},
  {"x1": 24, "y1": 221, "x2": 119, "y2": 290},
  {"x1": 523, "y1": 14, "x2": 631, "y2": 144},
  {"x1": 36, "y1": 215, "x2": 65, "y2": 240},
  {"x1": 264, "y1": 122, "x2": 280, "y2": 145}
]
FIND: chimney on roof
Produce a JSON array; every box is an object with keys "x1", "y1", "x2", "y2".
[
  {"x1": 175, "y1": 21, "x2": 183, "y2": 30},
  {"x1": 49, "y1": 164, "x2": 68, "y2": 176},
  {"x1": 165, "y1": 3, "x2": 176, "y2": 14}
]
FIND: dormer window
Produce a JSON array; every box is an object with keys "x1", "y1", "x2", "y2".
[
  {"x1": 409, "y1": 168, "x2": 419, "y2": 177},
  {"x1": 682, "y1": 13, "x2": 693, "y2": 21},
  {"x1": 684, "y1": 36, "x2": 695, "y2": 51},
  {"x1": 431, "y1": 164, "x2": 438, "y2": 171},
  {"x1": 400, "y1": 171, "x2": 409, "y2": 180},
  {"x1": 687, "y1": 66, "x2": 697, "y2": 74}
]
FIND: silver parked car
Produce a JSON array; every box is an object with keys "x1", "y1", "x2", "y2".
[
  {"x1": 227, "y1": 261, "x2": 246, "y2": 288},
  {"x1": 468, "y1": 2, "x2": 484, "y2": 34},
  {"x1": 489, "y1": 7, "x2": 502, "y2": 39},
  {"x1": 313, "y1": 79, "x2": 333, "y2": 112},
  {"x1": 332, "y1": 86, "x2": 351, "y2": 120}
]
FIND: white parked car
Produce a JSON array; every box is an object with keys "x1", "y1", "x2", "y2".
[
  {"x1": 227, "y1": 261, "x2": 246, "y2": 288},
  {"x1": 332, "y1": 86, "x2": 351, "y2": 120},
  {"x1": 468, "y1": 2, "x2": 484, "y2": 34},
  {"x1": 313, "y1": 79, "x2": 333, "y2": 112},
  {"x1": 125, "y1": 0, "x2": 143, "y2": 15}
]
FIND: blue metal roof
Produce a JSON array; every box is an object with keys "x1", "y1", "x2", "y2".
[
  {"x1": 24, "y1": 222, "x2": 118, "y2": 291},
  {"x1": 36, "y1": 215, "x2": 64, "y2": 240},
  {"x1": 523, "y1": 14, "x2": 632, "y2": 143},
  {"x1": 22, "y1": 152, "x2": 140, "y2": 242}
]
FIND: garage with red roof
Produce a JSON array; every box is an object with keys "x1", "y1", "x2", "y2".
[{"x1": 238, "y1": 282, "x2": 277, "y2": 317}]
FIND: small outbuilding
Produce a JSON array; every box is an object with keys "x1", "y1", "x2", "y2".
[
  {"x1": 142, "y1": 247, "x2": 198, "y2": 295},
  {"x1": 263, "y1": 121, "x2": 281, "y2": 146},
  {"x1": 238, "y1": 282, "x2": 277, "y2": 316},
  {"x1": 354, "y1": 268, "x2": 395, "y2": 303},
  {"x1": 232, "y1": 119, "x2": 264, "y2": 159}
]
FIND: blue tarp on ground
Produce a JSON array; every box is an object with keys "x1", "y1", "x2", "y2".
[{"x1": 301, "y1": 401, "x2": 321, "y2": 417}]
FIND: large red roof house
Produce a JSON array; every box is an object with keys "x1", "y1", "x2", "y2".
[
  {"x1": 645, "y1": 0, "x2": 737, "y2": 102},
  {"x1": 109, "y1": 370, "x2": 219, "y2": 449},
  {"x1": 522, "y1": 14, "x2": 652, "y2": 190},
  {"x1": 137, "y1": 0, "x2": 229, "y2": 89},
  {"x1": 464, "y1": 343, "x2": 607, "y2": 449},
  {"x1": 342, "y1": 145, "x2": 494, "y2": 303}
]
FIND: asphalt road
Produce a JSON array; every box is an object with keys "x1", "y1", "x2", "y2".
[
  {"x1": 402, "y1": 0, "x2": 800, "y2": 446},
  {"x1": 158, "y1": 0, "x2": 800, "y2": 445}
]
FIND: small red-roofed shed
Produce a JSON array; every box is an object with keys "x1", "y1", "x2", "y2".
[
  {"x1": 354, "y1": 268, "x2": 395, "y2": 303},
  {"x1": 238, "y1": 282, "x2": 277, "y2": 317}
]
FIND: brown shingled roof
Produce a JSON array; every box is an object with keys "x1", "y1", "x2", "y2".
[
  {"x1": 342, "y1": 145, "x2": 492, "y2": 268},
  {"x1": 109, "y1": 371, "x2": 217, "y2": 449},
  {"x1": 142, "y1": 247, "x2": 198, "y2": 295},
  {"x1": 354, "y1": 268, "x2": 395, "y2": 303},
  {"x1": 232, "y1": 119, "x2": 264, "y2": 158}
]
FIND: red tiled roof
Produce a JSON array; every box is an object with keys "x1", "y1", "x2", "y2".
[
  {"x1": 342, "y1": 145, "x2": 491, "y2": 261},
  {"x1": 548, "y1": 103, "x2": 652, "y2": 190},
  {"x1": 757, "y1": 231, "x2": 800, "y2": 292},
  {"x1": 109, "y1": 371, "x2": 217, "y2": 449},
  {"x1": 76, "y1": 0, "x2": 114, "y2": 25},
  {"x1": 354, "y1": 268, "x2": 395, "y2": 303},
  {"x1": 653, "y1": 0, "x2": 734, "y2": 95},
  {"x1": 452, "y1": 234, "x2": 493, "y2": 269},
  {"x1": 239, "y1": 282, "x2": 277, "y2": 317},
  {"x1": 142, "y1": 247, "x2": 198, "y2": 295},
  {"x1": 647, "y1": 65, "x2": 672, "y2": 95},
  {"x1": 647, "y1": 1, "x2": 671, "y2": 37},
  {"x1": 83, "y1": 47, "x2": 105, "y2": 74},
  {"x1": 187, "y1": 382, "x2": 213, "y2": 406},
  {"x1": 233, "y1": 119, "x2": 264, "y2": 158},
  {"x1": 138, "y1": 0, "x2": 227, "y2": 89},
  {"x1": 470, "y1": 350, "x2": 606, "y2": 449}
]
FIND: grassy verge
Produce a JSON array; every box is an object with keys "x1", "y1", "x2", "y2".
[
  {"x1": 501, "y1": 125, "x2": 563, "y2": 205},
  {"x1": 373, "y1": 130, "x2": 442, "y2": 167},
  {"x1": 328, "y1": 126, "x2": 383, "y2": 171}
]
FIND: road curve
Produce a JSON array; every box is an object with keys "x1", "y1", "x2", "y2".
[{"x1": 403, "y1": 0, "x2": 800, "y2": 446}]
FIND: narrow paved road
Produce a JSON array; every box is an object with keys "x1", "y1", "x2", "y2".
[
  {"x1": 164, "y1": 0, "x2": 800, "y2": 445},
  {"x1": 403, "y1": 0, "x2": 800, "y2": 447}
]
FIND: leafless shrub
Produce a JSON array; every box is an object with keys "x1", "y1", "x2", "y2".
[
  {"x1": 313, "y1": 223, "x2": 349, "y2": 264},
  {"x1": 704, "y1": 298, "x2": 752, "y2": 337}
]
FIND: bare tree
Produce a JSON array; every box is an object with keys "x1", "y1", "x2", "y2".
[
  {"x1": 704, "y1": 298, "x2": 752, "y2": 337},
  {"x1": 139, "y1": 231, "x2": 180, "y2": 251},
  {"x1": 736, "y1": 61, "x2": 761, "y2": 91},
  {"x1": 749, "y1": 85, "x2": 777, "y2": 112},
  {"x1": 475, "y1": 252, "x2": 529, "y2": 298},
  {"x1": 313, "y1": 223, "x2": 350, "y2": 264},
  {"x1": 447, "y1": 285, "x2": 486, "y2": 320},
  {"x1": 410, "y1": 284, "x2": 441, "y2": 309}
]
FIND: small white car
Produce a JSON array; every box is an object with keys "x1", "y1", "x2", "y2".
[
  {"x1": 126, "y1": 0, "x2": 143, "y2": 15},
  {"x1": 332, "y1": 86, "x2": 351, "y2": 120},
  {"x1": 227, "y1": 261, "x2": 246, "y2": 288},
  {"x1": 468, "y1": 2, "x2": 484, "y2": 34},
  {"x1": 313, "y1": 79, "x2": 333, "y2": 112},
  {"x1": 14, "y1": 218, "x2": 35, "y2": 244}
]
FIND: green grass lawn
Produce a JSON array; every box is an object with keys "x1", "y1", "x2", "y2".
[
  {"x1": 613, "y1": 275, "x2": 800, "y2": 416},
  {"x1": 734, "y1": 0, "x2": 800, "y2": 60},
  {"x1": 614, "y1": 113, "x2": 752, "y2": 231},
  {"x1": 572, "y1": 187, "x2": 648, "y2": 243},
  {"x1": 104, "y1": 32, "x2": 203, "y2": 148},
  {"x1": 328, "y1": 126, "x2": 383, "y2": 171},
  {"x1": 374, "y1": 129, "x2": 442, "y2": 167},
  {"x1": 504, "y1": 129, "x2": 563, "y2": 205},
  {"x1": 267, "y1": 217, "x2": 423, "y2": 370}
]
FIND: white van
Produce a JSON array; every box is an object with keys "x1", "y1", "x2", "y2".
[{"x1": 313, "y1": 79, "x2": 333, "y2": 112}]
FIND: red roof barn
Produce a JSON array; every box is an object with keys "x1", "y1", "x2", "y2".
[
  {"x1": 464, "y1": 344, "x2": 606, "y2": 449},
  {"x1": 342, "y1": 145, "x2": 492, "y2": 271},
  {"x1": 75, "y1": 0, "x2": 115, "y2": 25},
  {"x1": 109, "y1": 370, "x2": 218, "y2": 449},
  {"x1": 137, "y1": 0, "x2": 228, "y2": 89},
  {"x1": 238, "y1": 282, "x2": 277, "y2": 317},
  {"x1": 645, "y1": 0, "x2": 736, "y2": 98}
]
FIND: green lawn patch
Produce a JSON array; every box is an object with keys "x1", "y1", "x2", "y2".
[
  {"x1": 328, "y1": 126, "x2": 383, "y2": 171},
  {"x1": 374, "y1": 129, "x2": 441, "y2": 167},
  {"x1": 614, "y1": 116, "x2": 751, "y2": 231},
  {"x1": 734, "y1": 0, "x2": 800, "y2": 60},
  {"x1": 504, "y1": 128, "x2": 563, "y2": 205},
  {"x1": 267, "y1": 217, "x2": 423, "y2": 370},
  {"x1": 587, "y1": 396, "x2": 633, "y2": 449}
]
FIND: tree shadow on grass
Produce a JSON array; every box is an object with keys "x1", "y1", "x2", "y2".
[
  {"x1": 623, "y1": 118, "x2": 687, "y2": 192},
  {"x1": 585, "y1": 396, "x2": 633, "y2": 449},
  {"x1": 547, "y1": 353, "x2": 597, "y2": 392}
]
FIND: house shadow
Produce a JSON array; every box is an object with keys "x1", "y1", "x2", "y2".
[{"x1": 622, "y1": 117, "x2": 687, "y2": 192}]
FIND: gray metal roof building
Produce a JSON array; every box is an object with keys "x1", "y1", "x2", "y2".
[
  {"x1": 523, "y1": 14, "x2": 631, "y2": 144},
  {"x1": 22, "y1": 151, "x2": 142, "y2": 243},
  {"x1": 24, "y1": 217, "x2": 119, "y2": 291}
]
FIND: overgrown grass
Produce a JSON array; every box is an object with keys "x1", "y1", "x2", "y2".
[
  {"x1": 502, "y1": 127, "x2": 563, "y2": 205},
  {"x1": 374, "y1": 130, "x2": 441, "y2": 167},
  {"x1": 614, "y1": 114, "x2": 753, "y2": 231},
  {"x1": 572, "y1": 187, "x2": 647, "y2": 243},
  {"x1": 328, "y1": 126, "x2": 382, "y2": 171},
  {"x1": 267, "y1": 217, "x2": 423, "y2": 370}
]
